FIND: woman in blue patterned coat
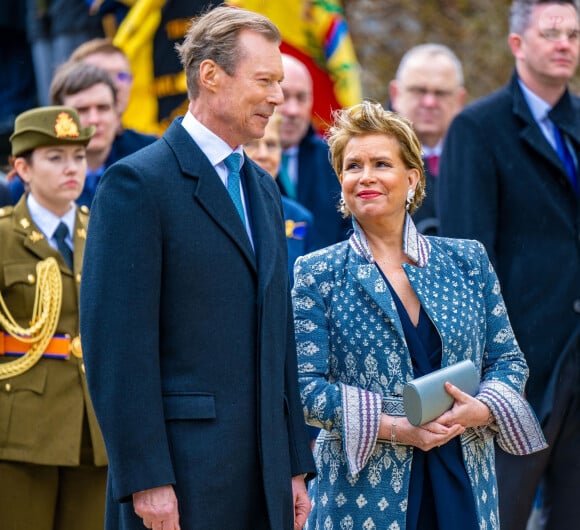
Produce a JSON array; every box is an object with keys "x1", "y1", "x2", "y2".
[{"x1": 293, "y1": 100, "x2": 547, "y2": 530}]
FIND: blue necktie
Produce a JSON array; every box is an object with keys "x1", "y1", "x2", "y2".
[
  {"x1": 54, "y1": 222, "x2": 73, "y2": 269},
  {"x1": 224, "y1": 153, "x2": 245, "y2": 222},
  {"x1": 279, "y1": 152, "x2": 297, "y2": 200},
  {"x1": 553, "y1": 125, "x2": 578, "y2": 191}
]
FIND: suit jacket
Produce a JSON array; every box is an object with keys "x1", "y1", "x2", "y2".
[
  {"x1": 0, "y1": 197, "x2": 106, "y2": 466},
  {"x1": 281, "y1": 195, "x2": 315, "y2": 283},
  {"x1": 80, "y1": 118, "x2": 315, "y2": 530},
  {"x1": 438, "y1": 71, "x2": 580, "y2": 415},
  {"x1": 293, "y1": 218, "x2": 542, "y2": 530},
  {"x1": 412, "y1": 161, "x2": 438, "y2": 235},
  {"x1": 278, "y1": 126, "x2": 351, "y2": 249}
]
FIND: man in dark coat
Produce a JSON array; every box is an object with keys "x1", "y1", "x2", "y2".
[
  {"x1": 80, "y1": 6, "x2": 315, "y2": 530},
  {"x1": 389, "y1": 43, "x2": 466, "y2": 235},
  {"x1": 438, "y1": 1, "x2": 580, "y2": 528},
  {"x1": 278, "y1": 54, "x2": 351, "y2": 249}
]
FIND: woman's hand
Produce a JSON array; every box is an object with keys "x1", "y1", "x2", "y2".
[
  {"x1": 380, "y1": 414, "x2": 465, "y2": 451},
  {"x1": 437, "y1": 382, "x2": 492, "y2": 429}
]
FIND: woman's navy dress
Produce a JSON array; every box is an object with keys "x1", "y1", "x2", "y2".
[{"x1": 382, "y1": 271, "x2": 479, "y2": 530}]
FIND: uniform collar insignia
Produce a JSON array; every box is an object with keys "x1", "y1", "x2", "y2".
[{"x1": 29, "y1": 230, "x2": 44, "y2": 243}]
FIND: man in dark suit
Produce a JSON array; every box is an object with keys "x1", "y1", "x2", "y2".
[
  {"x1": 389, "y1": 43, "x2": 466, "y2": 235},
  {"x1": 80, "y1": 6, "x2": 315, "y2": 530},
  {"x1": 278, "y1": 54, "x2": 351, "y2": 249},
  {"x1": 439, "y1": 1, "x2": 580, "y2": 528}
]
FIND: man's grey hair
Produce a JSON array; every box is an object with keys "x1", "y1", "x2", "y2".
[
  {"x1": 509, "y1": 0, "x2": 580, "y2": 35},
  {"x1": 395, "y1": 43, "x2": 464, "y2": 87},
  {"x1": 175, "y1": 5, "x2": 280, "y2": 100}
]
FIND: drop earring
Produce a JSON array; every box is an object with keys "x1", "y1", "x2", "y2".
[
  {"x1": 339, "y1": 192, "x2": 346, "y2": 215},
  {"x1": 406, "y1": 188, "x2": 415, "y2": 210}
]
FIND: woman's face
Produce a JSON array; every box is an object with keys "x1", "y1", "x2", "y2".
[
  {"x1": 17, "y1": 145, "x2": 87, "y2": 216},
  {"x1": 340, "y1": 133, "x2": 418, "y2": 228}
]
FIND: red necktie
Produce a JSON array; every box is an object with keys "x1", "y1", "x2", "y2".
[{"x1": 425, "y1": 155, "x2": 440, "y2": 176}]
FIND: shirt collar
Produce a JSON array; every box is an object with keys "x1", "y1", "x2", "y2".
[
  {"x1": 422, "y1": 142, "x2": 443, "y2": 158},
  {"x1": 283, "y1": 145, "x2": 299, "y2": 157},
  {"x1": 26, "y1": 193, "x2": 76, "y2": 240},
  {"x1": 181, "y1": 111, "x2": 245, "y2": 172},
  {"x1": 518, "y1": 79, "x2": 552, "y2": 122},
  {"x1": 348, "y1": 213, "x2": 431, "y2": 268}
]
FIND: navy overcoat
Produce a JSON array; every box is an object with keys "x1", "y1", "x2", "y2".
[{"x1": 80, "y1": 118, "x2": 315, "y2": 529}]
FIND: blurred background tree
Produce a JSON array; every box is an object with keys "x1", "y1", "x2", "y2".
[{"x1": 342, "y1": 0, "x2": 580, "y2": 104}]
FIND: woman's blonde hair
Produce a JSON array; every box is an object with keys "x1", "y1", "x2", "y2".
[{"x1": 326, "y1": 100, "x2": 426, "y2": 215}]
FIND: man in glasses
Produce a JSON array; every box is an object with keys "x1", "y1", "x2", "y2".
[
  {"x1": 70, "y1": 37, "x2": 135, "y2": 121},
  {"x1": 389, "y1": 43, "x2": 466, "y2": 235},
  {"x1": 439, "y1": 1, "x2": 580, "y2": 528}
]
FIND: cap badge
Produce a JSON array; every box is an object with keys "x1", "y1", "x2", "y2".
[{"x1": 54, "y1": 112, "x2": 80, "y2": 139}]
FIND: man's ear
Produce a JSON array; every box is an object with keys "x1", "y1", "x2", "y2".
[
  {"x1": 508, "y1": 33, "x2": 524, "y2": 61},
  {"x1": 199, "y1": 59, "x2": 220, "y2": 92}
]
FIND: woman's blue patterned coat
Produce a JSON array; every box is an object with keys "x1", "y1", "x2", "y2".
[{"x1": 293, "y1": 216, "x2": 546, "y2": 530}]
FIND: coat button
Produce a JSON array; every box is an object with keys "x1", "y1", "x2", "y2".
[
  {"x1": 574, "y1": 300, "x2": 580, "y2": 313},
  {"x1": 4, "y1": 383, "x2": 11, "y2": 392},
  {"x1": 27, "y1": 274, "x2": 35, "y2": 284},
  {"x1": 81, "y1": 363, "x2": 86, "y2": 374}
]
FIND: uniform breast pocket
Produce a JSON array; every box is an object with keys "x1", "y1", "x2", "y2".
[
  {"x1": 2, "y1": 262, "x2": 40, "y2": 323},
  {"x1": 0, "y1": 362, "x2": 48, "y2": 447}
]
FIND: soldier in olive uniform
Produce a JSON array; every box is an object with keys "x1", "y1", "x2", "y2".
[{"x1": 0, "y1": 107, "x2": 107, "y2": 530}]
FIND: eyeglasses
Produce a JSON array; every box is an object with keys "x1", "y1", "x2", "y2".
[
  {"x1": 244, "y1": 140, "x2": 281, "y2": 152},
  {"x1": 539, "y1": 28, "x2": 580, "y2": 43},
  {"x1": 403, "y1": 86, "x2": 456, "y2": 100},
  {"x1": 114, "y1": 71, "x2": 133, "y2": 83}
]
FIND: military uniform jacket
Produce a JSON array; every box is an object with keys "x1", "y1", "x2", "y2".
[{"x1": 0, "y1": 197, "x2": 107, "y2": 466}]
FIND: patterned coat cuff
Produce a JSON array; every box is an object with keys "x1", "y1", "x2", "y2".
[
  {"x1": 477, "y1": 380, "x2": 547, "y2": 455},
  {"x1": 340, "y1": 383, "x2": 382, "y2": 476}
]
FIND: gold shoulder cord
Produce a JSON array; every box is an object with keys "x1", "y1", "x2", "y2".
[{"x1": 0, "y1": 257, "x2": 63, "y2": 380}]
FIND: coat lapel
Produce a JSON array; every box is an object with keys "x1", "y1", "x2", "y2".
[
  {"x1": 164, "y1": 120, "x2": 256, "y2": 270},
  {"x1": 345, "y1": 250, "x2": 406, "y2": 343},
  {"x1": 12, "y1": 197, "x2": 71, "y2": 275},
  {"x1": 243, "y1": 160, "x2": 279, "y2": 291},
  {"x1": 511, "y1": 75, "x2": 572, "y2": 179},
  {"x1": 345, "y1": 216, "x2": 432, "y2": 349}
]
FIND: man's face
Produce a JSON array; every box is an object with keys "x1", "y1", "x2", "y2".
[
  {"x1": 278, "y1": 58, "x2": 313, "y2": 148},
  {"x1": 513, "y1": 3, "x2": 580, "y2": 87},
  {"x1": 208, "y1": 30, "x2": 284, "y2": 148},
  {"x1": 62, "y1": 83, "x2": 119, "y2": 158},
  {"x1": 390, "y1": 54, "x2": 465, "y2": 148},
  {"x1": 82, "y1": 51, "x2": 133, "y2": 115}
]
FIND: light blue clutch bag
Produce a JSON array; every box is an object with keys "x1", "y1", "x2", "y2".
[{"x1": 403, "y1": 360, "x2": 480, "y2": 426}]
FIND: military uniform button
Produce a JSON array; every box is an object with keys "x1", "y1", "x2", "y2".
[
  {"x1": 27, "y1": 274, "x2": 35, "y2": 284},
  {"x1": 573, "y1": 299, "x2": 580, "y2": 313},
  {"x1": 4, "y1": 383, "x2": 11, "y2": 392},
  {"x1": 76, "y1": 273, "x2": 82, "y2": 283},
  {"x1": 81, "y1": 363, "x2": 86, "y2": 374}
]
